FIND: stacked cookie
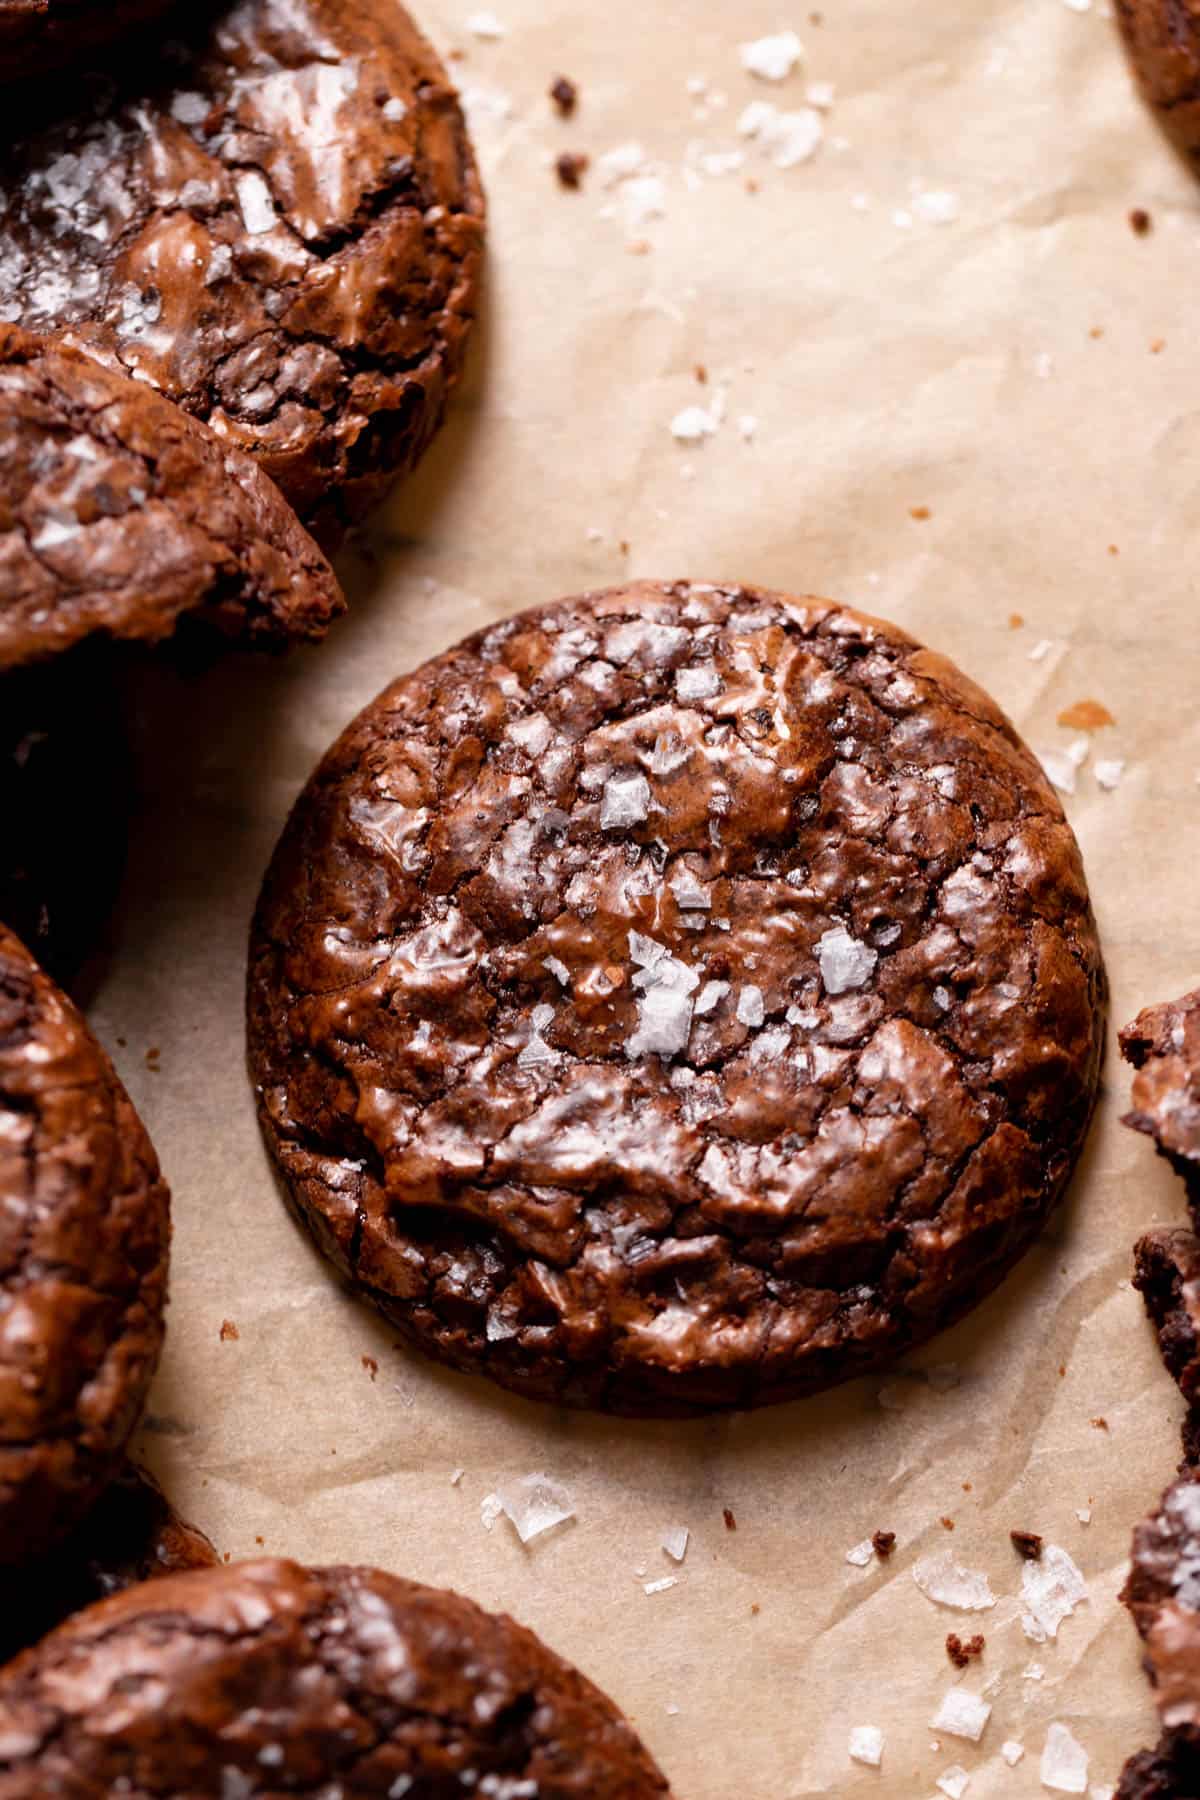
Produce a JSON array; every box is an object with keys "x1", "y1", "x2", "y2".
[{"x1": 1117, "y1": 995, "x2": 1200, "y2": 1796}]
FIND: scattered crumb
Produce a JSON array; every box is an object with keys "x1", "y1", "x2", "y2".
[
  {"x1": 1151, "y1": 338, "x2": 1166, "y2": 354},
  {"x1": 1108, "y1": 544, "x2": 1119, "y2": 556},
  {"x1": 219, "y1": 1319, "x2": 239, "y2": 1343},
  {"x1": 1056, "y1": 699, "x2": 1114, "y2": 731},
  {"x1": 361, "y1": 1355, "x2": 378, "y2": 1380},
  {"x1": 1009, "y1": 612, "x2": 1025, "y2": 629},
  {"x1": 555, "y1": 152, "x2": 589, "y2": 190},
  {"x1": 145, "y1": 1046, "x2": 161, "y2": 1070},
  {"x1": 1091, "y1": 1417, "x2": 1108, "y2": 1431},
  {"x1": 694, "y1": 363, "x2": 708, "y2": 384},
  {"x1": 910, "y1": 505, "x2": 931, "y2": 520},
  {"x1": 723, "y1": 1507, "x2": 737, "y2": 1532},
  {"x1": 946, "y1": 1631, "x2": 985, "y2": 1668},
  {"x1": 1011, "y1": 1529, "x2": 1043, "y2": 1561},
  {"x1": 1089, "y1": 326, "x2": 1104, "y2": 339},
  {"x1": 750, "y1": 1602, "x2": 760, "y2": 1615},
  {"x1": 849, "y1": 1725, "x2": 884, "y2": 1768},
  {"x1": 941, "y1": 1516, "x2": 955, "y2": 1531},
  {"x1": 872, "y1": 1530, "x2": 896, "y2": 1558},
  {"x1": 1129, "y1": 207, "x2": 1152, "y2": 236},
  {"x1": 254, "y1": 1534, "x2": 264, "y2": 1545},
  {"x1": 549, "y1": 74, "x2": 578, "y2": 116},
  {"x1": 962, "y1": 1482, "x2": 972, "y2": 1493}
]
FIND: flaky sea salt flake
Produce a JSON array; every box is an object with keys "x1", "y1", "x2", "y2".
[
  {"x1": 937, "y1": 1769, "x2": 970, "y2": 1799},
  {"x1": 912, "y1": 1549, "x2": 996, "y2": 1611},
  {"x1": 1094, "y1": 760, "x2": 1124, "y2": 792},
  {"x1": 915, "y1": 189, "x2": 960, "y2": 224},
  {"x1": 465, "y1": 9, "x2": 505, "y2": 38},
  {"x1": 1020, "y1": 1543, "x2": 1087, "y2": 1643},
  {"x1": 644, "y1": 1576, "x2": 677, "y2": 1595},
  {"x1": 670, "y1": 406, "x2": 719, "y2": 444},
  {"x1": 1002, "y1": 1741, "x2": 1026, "y2": 1766},
  {"x1": 1041, "y1": 1722, "x2": 1088, "y2": 1793},
  {"x1": 661, "y1": 1525, "x2": 689, "y2": 1562},
  {"x1": 845, "y1": 1539, "x2": 875, "y2": 1567},
  {"x1": 849, "y1": 1726, "x2": 883, "y2": 1768},
  {"x1": 737, "y1": 984, "x2": 765, "y2": 1027},
  {"x1": 817, "y1": 925, "x2": 878, "y2": 995},
  {"x1": 930, "y1": 1690, "x2": 991, "y2": 1744},
  {"x1": 739, "y1": 30, "x2": 804, "y2": 81},
  {"x1": 494, "y1": 1473, "x2": 574, "y2": 1544},
  {"x1": 627, "y1": 985, "x2": 694, "y2": 1060},
  {"x1": 601, "y1": 770, "x2": 651, "y2": 829},
  {"x1": 1038, "y1": 749, "x2": 1077, "y2": 796}
]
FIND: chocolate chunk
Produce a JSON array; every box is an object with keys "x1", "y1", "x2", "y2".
[
  {"x1": 0, "y1": 1560, "x2": 674, "y2": 1796},
  {"x1": 945, "y1": 1631, "x2": 984, "y2": 1668},
  {"x1": 550, "y1": 74, "x2": 579, "y2": 115},
  {"x1": 0, "y1": 924, "x2": 170, "y2": 1562},
  {"x1": 247, "y1": 580, "x2": 1106, "y2": 1417},
  {"x1": 1011, "y1": 1528, "x2": 1044, "y2": 1561},
  {"x1": 0, "y1": 325, "x2": 343, "y2": 672},
  {"x1": 872, "y1": 1529, "x2": 896, "y2": 1557},
  {"x1": 0, "y1": 0, "x2": 485, "y2": 546}
]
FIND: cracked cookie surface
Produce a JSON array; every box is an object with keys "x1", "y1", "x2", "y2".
[
  {"x1": 0, "y1": 0, "x2": 484, "y2": 545},
  {"x1": 0, "y1": 923, "x2": 170, "y2": 1562},
  {"x1": 0, "y1": 1557, "x2": 673, "y2": 1796},
  {"x1": 1117, "y1": 0, "x2": 1200, "y2": 155},
  {"x1": 248, "y1": 581, "x2": 1106, "y2": 1416},
  {"x1": 0, "y1": 325, "x2": 343, "y2": 670},
  {"x1": 1124, "y1": 1472, "x2": 1200, "y2": 1744}
]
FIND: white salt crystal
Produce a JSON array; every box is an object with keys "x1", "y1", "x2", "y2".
[
  {"x1": 661, "y1": 1525, "x2": 689, "y2": 1562},
  {"x1": 544, "y1": 957, "x2": 571, "y2": 988},
  {"x1": 1002, "y1": 1741, "x2": 1026, "y2": 1767},
  {"x1": 806, "y1": 79, "x2": 835, "y2": 108},
  {"x1": 450, "y1": 1467, "x2": 465, "y2": 1485},
  {"x1": 1041, "y1": 1723, "x2": 1088, "y2": 1793},
  {"x1": 382, "y1": 97, "x2": 408, "y2": 122},
  {"x1": 665, "y1": 1701, "x2": 680, "y2": 1716},
  {"x1": 1024, "y1": 1662, "x2": 1045, "y2": 1681},
  {"x1": 738, "y1": 99, "x2": 777, "y2": 139},
  {"x1": 912, "y1": 1550, "x2": 996, "y2": 1611},
  {"x1": 845, "y1": 1539, "x2": 875, "y2": 1567},
  {"x1": 676, "y1": 665, "x2": 722, "y2": 701},
  {"x1": 601, "y1": 770, "x2": 651, "y2": 829},
  {"x1": 1034, "y1": 351, "x2": 1055, "y2": 379},
  {"x1": 937, "y1": 1769, "x2": 970, "y2": 1799},
  {"x1": 767, "y1": 108, "x2": 824, "y2": 167},
  {"x1": 1094, "y1": 760, "x2": 1124, "y2": 791},
  {"x1": 893, "y1": 208, "x2": 914, "y2": 229},
  {"x1": 930, "y1": 1690, "x2": 991, "y2": 1744},
  {"x1": 494, "y1": 1473, "x2": 574, "y2": 1544},
  {"x1": 1090, "y1": 1788, "x2": 1114, "y2": 1800},
  {"x1": 737, "y1": 414, "x2": 758, "y2": 441},
  {"x1": 695, "y1": 980, "x2": 729, "y2": 1016},
  {"x1": 1020, "y1": 1544, "x2": 1087, "y2": 1643},
  {"x1": 915, "y1": 189, "x2": 959, "y2": 224},
  {"x1": 740, "y1": 30, "x2": 804, "y2": 81},
  {"x1": 480, "y1": 1493, "x2": 503, "y2": 1531},
  {"x1": 670, "y1": 405, "x2": 719, "y2": 444},
  {"x1": 622, "y1": 174, "x2": 666, "y2": 230},
  {"x1": 597, "y1": 141, "x2": 648, "y2": 186},
  {"x1": 1062, "y1": 0, "x2": 1091, "y2": 11},
  {"x1": 1075, "y1": 1507, "x2": 1092, "y2": 1524},
  {"x1": 1029, "y1": 638, "x2": 1055, "y2": 662},
  {"x1": 849, "y1": 1726, "x2": 884, "y2": 1768},
  {"x1": 627, "y1": 985, "x2": 694, "y2": 1059},
  {"x1": 672, "y1": 870, "x2": 712, "y2": 910},
  {"x1": 465, "y1": 10, "x2": 505, "y2": 37},
  {"x1": 236, "y1": 170, "x2": 276, "y2": 234},
  {"x1": 1038, "y1": 749, "x2": 1077, "y2": 796},
  {"x1": 644, "y1": 1576, "x2": 677, "y2": 1595},
  {"x1": 737, "y1": 984, "x2": 765, "y2": 1027},
  {"x1": 507, "y1": 712, "x2": 553, "y2": 757},
  {"x1": 817, "y1": 925, "x2": 878, "y2": 995},
  {"x1": 1066, "y1": 736, "x2": 1090, "y2": 768}
]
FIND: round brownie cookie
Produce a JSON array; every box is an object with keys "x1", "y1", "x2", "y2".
[
  {"x1": 1123, "y1": 989, "x2": 1200, "y2": 1216},
  {"x1": 0, "y1": 660, "x2": 127, "y2": 983},
  {"x1": 1119, "y1": 1737, "x2": 1200, "y2": 1798},
  {"x1": 1116, "y1": 0, "x2": 1200, "y2": 158},
  {"x1": 248, "y1": 581, "x2": 1107, "y2": 1416},
  {"x1": 0, "y1": 924, "x2": 170, "y2": 1563},
  {"x1": 0, "y1": 325, "x2": 343, "y2": 670},
  {"x1": 1124, "y1": 1471, "x2": 1200, "y2": 1741},
  {"x1": 0, "y1": 1461, "x2": 215, "y2": 1664},
  {"x1": 0, "y1": 1558, "x2": 674, "y2": 1796},
  {"x1": 0, "y1": 0, "x2": 484, "y2": 545},
  {"x1": 0, "y1": 0, "x2": 177, "y2": 85}
]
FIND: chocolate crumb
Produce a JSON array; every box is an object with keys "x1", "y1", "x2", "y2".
[
  {"x1": 1092, "y1": 1416, "x2": 1110, "y2": 1431},
  {"x1": 1008, "y1": 612, "x2": 1024, "y2": 629},
  {"x1": 550, "y1": 75, "x2": 578, "y2": 116},
  {"x1": 1151, "y1": 338, "x2": 1166, "y2": 354},
  {"x1": 940, "y1": 1516, "x2": 955, "y2": 1530},
  {"x1": 872, "y1": 1530, "x2": 896, "y2": 1558},
  {"x1": 694, "y1": 364, "x2": 709, "y2": 385},
  {"x1": 1010, "y1": 1529, "x2": 1043, "y2": 1561},
  {"x1": 255, "y1": 1535, "x2": 264, "y2": 1545},
  {"x1": 750, "y1": 1602, "x2": 760, "y2": 1615},
  {"x1": 723, "y1": 1508, "x2": 737, "y2": 1532},
  {"x1": 219, "y1": 1319, "x2": 239, "y2": 1343},
  {"x1": 1057, "y1": 698, "x2": 1115, "y2": 731},
  {"x1": 555, "y1": 152, "x2": 589, "y2": 191},
  {"x1": 362, "y1": 1355, "x2": 379, "y2": 1380},
  {"x1": 910, "y1": 505, "x2": 931, "y2": 521},
  {"x1": 946, "y1": 1631, "x2": 985, "y2": 1668},
  {"x1": 1129, "y1": 207, "x2": 1152, "y2": 236}
]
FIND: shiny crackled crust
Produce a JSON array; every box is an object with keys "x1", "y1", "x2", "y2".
[
  {"x1": 0, "y1": 0, "x2": 485, "y2": 545},
  {"x1": 0, "y1": 325, "x2": 343, "y2": 670},
  {"x1": 0, "y1": 0, "x2": 177, "y2": 83},
  {"x1": 0, "y1": 1559, "x2": 673, "y2": 1796},
  {"x1": 248, "y1": 580, "x2": 1107, "y2": 1416},
  {"x1": 0, "y1": 1460, "x2": 215, "y2": 1664},
  {"x1": 1116, "y1": 0, "x2": 1200, "y2": 154},
  {"x1": 1124, "y1": 1474, "x2": 1200, "y2": 1742},
  {"x1": 0, "y1": 924, "x2": 170, "y2": 1562}
]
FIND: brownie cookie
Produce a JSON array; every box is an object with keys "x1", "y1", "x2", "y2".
[
  {"x1": 1123, "y1": 989, "x2": 1200, "y2": 1216},
  {"x1": 1116, "y1": 0, "x2": 1200, "y2": 158},
  {"x1": 0, "y1": 923, "x2": 170, "y2": 1562},
  {"x1": 248, "y1": 581, "x2": 1106, "y2": 1416},
  {"x1": 1135, "y1": 1230, "x2": 1200, "y2": 1413},
  {"x1": 0, "y1": 1558, "x2": 674, "y2": 1796},
  {"x1": 0, "y1": 0, "x2": 177, "y2": 84},
  {"x1": 0, "y1": 0, "x2": 484, "y2": 544},
  {"x1": 0, "y1": 1461, "x2": 215, "y2": 1664},
  {"x1": 0, "y1": 325, "x2": 343, "y2": 670},
  {"x1": 1119, "y1": 1736, "x2": 1200, "y2": 1798},
  {"x1": 1124, "y1": 1472, "x2": 1200, "y2": 1740},
  {"x1": 0, "y1": 660, "x2": 127, "y2": 982}
]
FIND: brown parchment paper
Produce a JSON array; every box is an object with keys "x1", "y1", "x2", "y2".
[{"x1": 79, "y1": 0, "x2": 1200, "y2": 1792}]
